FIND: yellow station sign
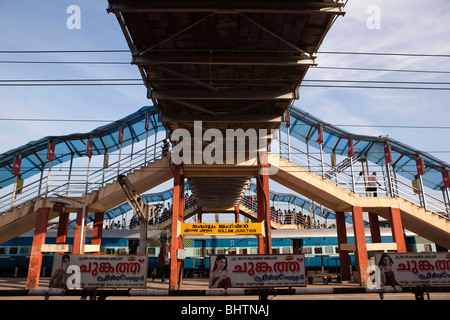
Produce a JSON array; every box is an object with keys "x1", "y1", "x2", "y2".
[{"x1": 180, "y1": 223, "x2": 263, "y2": 235}]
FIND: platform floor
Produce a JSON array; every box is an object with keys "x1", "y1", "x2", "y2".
[{"x1": 0, "y1": 277, "x2": 449, "y2": 300}]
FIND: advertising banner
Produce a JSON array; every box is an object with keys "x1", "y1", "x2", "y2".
[
  {"x1": 181, "y1": 223, "x2": 263, "y2": 235},
  {"x1": 375, "y1": 252, "x2": 450, "y2": 286},
  {"x1": 50, "y1": 254, "x2": 147, "y2": 289},
  {"x1": 209, "y1": 254, "x2": 306, "y2": 288}
]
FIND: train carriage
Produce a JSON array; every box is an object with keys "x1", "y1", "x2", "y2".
[{"x1": 0, "y1": 228, "x2": 446, "y2": 278}]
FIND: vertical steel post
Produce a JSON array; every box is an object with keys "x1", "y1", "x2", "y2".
[
  {"x1": 66, "y1": 153, "x2": 74, "y2": 197},
  {"x1": 385, "y1": 162, "x2": 393, "y2": 197},
  {"x1": 418, "y1": 175, "x2": 427, "y2": 211},
  {"x1": 320, "y1": 143, "x2": 324, "y2": 179},
  {"x1": 350, "y1": 158, "x2": 356, "y2": 193},
  {"x1": 287, "y1": 127, "x2": 291, "y2": 162},
  {"x1": 44, "y1": 160, "x2": 53, "y2": 198}
]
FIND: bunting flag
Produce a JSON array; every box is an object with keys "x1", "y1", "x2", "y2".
[
  {"x1": 384, "y1": 145, "x2": 392, "y2": 163},
  {"x1": 416, "y1": 157, "x2": 425, "y2": 175},
  {"x1": 47, "y1": 142, "x2": 55, "y2": 161},
  {"x1": 118, "y1": 125, "x2": 124, "y2": 144},
  {"x1": 145, "y1": 112, "x2": 150, "y2": 132},
  {"x1": 16, "y1": 178, "x2": 24, "y2": 194},
  {"x1": 86, "y1": 139, "x2": 93, "y2": 158},
  {"x1": 316, "y1": 125, "x2": 324, "y2": 144},
  {"x1": 442, "y1": 170, "x2": 450, "y2": 188},
  {"x1": 347, "y1": 139, "x2": 354, "y2": 157},
  {"x1": 283, "y1": 109, "x2": 290, "y2": 128},
  {"x1": 103, "y1": 153, "x2": 109, "y2": 168},
  {"x1": 330, "y1": 151, "x2": 336, "y2": 167},
  {"x1": 12, "y1": 156, "x2": 21, "y2": 176}
]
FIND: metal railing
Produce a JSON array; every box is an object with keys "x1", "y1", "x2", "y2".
[
  {"x1": 240, "y1": 195, "x2": 323, "y2": 229},
  {"x1": 274, "y1": 138, "x2": 450, "y2": 220},
  {"x1": 0, "y1": 137, "x2": 167, "y2": 213}
]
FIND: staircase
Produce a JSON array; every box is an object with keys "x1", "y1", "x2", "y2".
[
  {"x1": 270, "y1": 154, "x2": 450, "y2": 249},
  {"x1": 0, "y1": 156, "x2": 172, "y2": 244}
]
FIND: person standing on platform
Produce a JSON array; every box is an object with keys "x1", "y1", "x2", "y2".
[{"x1": 153, "y1": 246, "x2": 167, "y2": 282}]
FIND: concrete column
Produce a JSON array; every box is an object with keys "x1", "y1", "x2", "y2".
[
  {"x1": 352, "y1": 206, "x2": 369, "y2": 286},
  {"x1": 368, "y1": 212, "x2": 382, "y2": 243},
  {"x1": 72, "y1": 207, "x2": 87, "y2": 254},
  {"x1": 256, "y1": 160, "x2": 271, "y2": 254},
  {"x1": 389, "y1": 207, "x2": 407, "y2": 253},
  {"x1": 170, "y1": 165, "x2": 184, "y2": 290},
  {"x1": 56, "y1": 210, "x2": 70, "y2": 252},
  {"x1": 335, "y1": 211, "x2": 351, "y2": 281},
  {"x1": 92, "y1": 212, "x2": 104, "y2": 254},
  {"x1": 26, "y1": 207, "x2": 50, "y2": 289}
]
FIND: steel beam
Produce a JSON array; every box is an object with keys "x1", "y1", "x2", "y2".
[
  {"x1": 161, "y1": 114, "x2": 282, "y2": 123},
  {"x1": 133, "y1": 54, "x2": 316, "y2": 66},
  {"x1": 149, "y1": 89, "x2": 298, "y2": 100},
  {"x1": 107, "y1": 1, "x2": 345, "y2": 15}
]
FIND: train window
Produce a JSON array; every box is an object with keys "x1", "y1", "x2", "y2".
[
  {"x1": 147, "y1": 248, "x2": 156, "y2": 256},
  {"x1": 105, "y1": 248, "x2": 115, "y2": 254},
  {"x1": 217, "y1": 248, "x2": 225, "y2": 255},
  {"x1": 0, "y1": 248, "x2": 7, "y2": 254},
  {"x1": 228, "y1": 248, "x2": 236, "y2": 254},
  {"x1": 20, "y1": 247, "x2": 30, "y2": 255},
  {"x1": 206, "y1": 248, "x2": 214, "y2": 256},
  {"x1": 281, "y1": 247, "x2": 292, "y2": 254},
  {"x1": 249, "y1": 248, "x2": 258, "y2": 254},
  {"x1": 194, "y1": 248, "x2": 204, "y2": 256},
  {"x1": 238, "y1": 248, "x2": 247, "y2": 254},
  {"x1": 423, "y1": 244, "x2": 432, "y2": 252},
  {"x1": 303, "y1": 247, "x2": 312, "y2": 254},
  {"x1": 324, "y1": 246, "x2": 333, "y2": 254},
  {"x1": 335, "y1": 246, "x2": 339, "y2": 254},
  {"x1": 314, "y1": 247, "x2": 323, "y2": 254},
  {"x1": 272, "y1": 248, "x2": 279, "y2": 254},
  {"x1": 9, "y1": 247, "x2": 18, "y2": 255}
]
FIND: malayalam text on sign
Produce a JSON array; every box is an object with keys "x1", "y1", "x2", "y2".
[{"x1": 181, "y1": 223, "x2": 263, "y2": 235}]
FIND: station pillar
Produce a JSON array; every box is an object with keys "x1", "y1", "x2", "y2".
[
  {"x1": 335, "y1": 211, "x2": 351, "y2": 281},
  {"x1": 352, "y1": 206, "x2": 369, "y2": 286},
  {"x1": 170, "y1": 165, "x2": 184, "y2": 290},
  {"x1": 389, "y1": 207, "x2": 407, "y2": 253},
  {"x1": 256, "y1": 156, "x2": 271, "y2": 254},
  {"x1": 196, "y1": 206, "x2": 202, "y2": 223},
  {"x1": 56, "y1": 206, "x2": 69, "y2": 253},
  {"x1": 92, "y1": 212, "x2": 104, "y2": 254},
  {"x1": 235, "y1": 206, "x2": 240, "y2": 223},
  {"x1": 72, "y1": 207, "x2": 87, "y2": 254},
  {"x1": 368, "y1": 212, "x2": 382, "y2": 243},
  {"x1": 26, "y1": 207, "x2": 50, "y2": 289}
]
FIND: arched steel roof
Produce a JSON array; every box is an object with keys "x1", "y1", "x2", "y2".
[
  {"x1": 286, "y1": 107, "x2": 450, "y2": 191},
  {"x1": 0, "y1": 106, "x2": 163, "y2": 189}
]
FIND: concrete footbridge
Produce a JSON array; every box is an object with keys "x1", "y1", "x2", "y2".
[{"x1": 0, "y1": 1, "x2": 449, "y2": 290}]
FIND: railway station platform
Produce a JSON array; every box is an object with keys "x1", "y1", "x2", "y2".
[{"x1": 0, "y1": 277, "x2": 449, "y2": 301}]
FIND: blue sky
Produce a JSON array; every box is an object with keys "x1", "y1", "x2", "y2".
[{"x1": 0, "y1": 1, "x2": 449, "y2": 188}]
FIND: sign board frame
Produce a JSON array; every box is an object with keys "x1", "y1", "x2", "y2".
[
  {"x1": 209, "y1": 254, "x2": 306, "y2": 289},
  {"x1": 180, "y1": 222, "x2": 264, "y2": 235},
  {"x1": 375, "y1": 252, "x2": 450, "y2": 287},
  {"x1": 50, "y1": 254, "x2": 148, "y2": 289}
]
